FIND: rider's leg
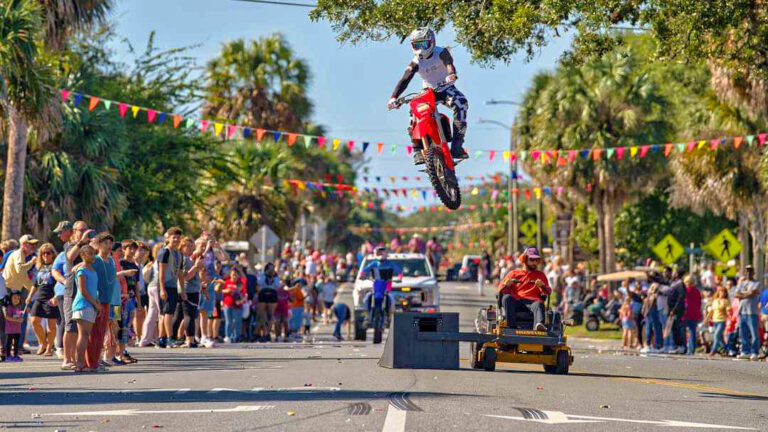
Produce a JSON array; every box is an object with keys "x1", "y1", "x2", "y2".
[{"x1": 440, "y1": 86, "x2": 469, "y2": 158}]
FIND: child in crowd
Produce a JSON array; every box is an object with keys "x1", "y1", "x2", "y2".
[
  {"x1": 4, "y1": 291, "x2": 25, "y2": 362},
  {"x1": 274, "y1": 283, "x2": 291, "y2": 342},
  {"x1": 708, "y1": 286, "x2": 730, "y2": 357},
  {"x1": 289, "y1": 280, "x2": 305, "y2": 340},
  {"x1": 620, "y1": 297, "x2": 637, "y2": 350}
]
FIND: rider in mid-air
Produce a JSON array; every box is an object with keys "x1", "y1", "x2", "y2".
[
  {"x1": 388, "y1": 28, "x2": 469, "y2": 164},
  {"x1": 361, "y1": 247, "x2": 402, "y2": 319}
]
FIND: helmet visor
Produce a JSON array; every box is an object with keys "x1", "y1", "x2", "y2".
[{"x1": 411, "y1": 39, "x2": 432, "y2": 51}]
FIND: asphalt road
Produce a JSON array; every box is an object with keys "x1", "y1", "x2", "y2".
[{"x1": 2, "y1": 281, "x2": 767, "y2": 431}]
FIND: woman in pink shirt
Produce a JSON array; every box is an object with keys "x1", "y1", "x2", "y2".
[{"x1": 682, "y1": 275, "x2": 703, "y2": 355}]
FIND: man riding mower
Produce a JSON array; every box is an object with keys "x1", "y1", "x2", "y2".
[{"x1": 471, "y1": 247, "x2": 573, "y2": 374}]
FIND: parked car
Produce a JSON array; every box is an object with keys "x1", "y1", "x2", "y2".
[
  {"x1": 458, "y1": 255, "x2": 481, "y2": 281},
  {"x1": 353, "y1": 253, "x2": 440, "y2": 312}
]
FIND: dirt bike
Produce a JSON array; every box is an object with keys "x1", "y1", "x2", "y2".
[{"x1": 392, "y1": 81, "x2": 462, "y2": 210}]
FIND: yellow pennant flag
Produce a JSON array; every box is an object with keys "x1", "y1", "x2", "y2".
[
  {"x1": 332, "y1": 138, "x2": 341, "y2": 151},
  {"x1": 698, "y1": 140, "x2": 707, "y2": 150},
  {"x1": 502, "y1": 151, "x2": 510, "y2": 162},
  {"x1": 297, "y1": 181, "x2": 306, "y2": 190},
  {"x1": 131, "y1": 106, "x2": 140, "y2": 118},
  {"x1": 471, "y1": 187, "x2": 479, "y2": 196},
  {"x1": 214, "y1": 123, "x2": 224, "y2": 136},
  {"x1": 534, "y1": 188, "x2": 542, "y2": 199},
  {"x1": 630, "y1": 147, "x2": 638, "y2": 158}
]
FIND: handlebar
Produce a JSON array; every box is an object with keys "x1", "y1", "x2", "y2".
[{"x1": 391, "y1": 80, "x2": 455, "y2": 110}]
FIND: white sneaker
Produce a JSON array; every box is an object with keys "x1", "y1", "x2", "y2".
[
  {"x1": 671, "y1": 347, "x2": 685, "y2": 354},
  {"x1": 640, "y1": 347, "x2": 650, "y2": 353},
  {"x1": 750, "y1": 354, "x2": 759, "y2": 361},
  {"x1": 737, "y1": 353, "x2": 750, "y2": 360},
  {"x1": 55, "y1": 348, "x2": 64, "y2": 359},
  {"x1": 223, "y1": 337, "x2": 231, "y2": 344},
  {"x1": 203, "y1": 339, "x2": 216, "y2": 348}
]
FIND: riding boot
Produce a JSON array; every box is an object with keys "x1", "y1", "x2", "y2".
[{"x1": 450, "y1": 122, "x2": 469, "y2": 159}]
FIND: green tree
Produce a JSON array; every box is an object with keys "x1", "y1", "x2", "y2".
[{"x1": 516, "y1": 44, "x2": 671, "y2": 272}]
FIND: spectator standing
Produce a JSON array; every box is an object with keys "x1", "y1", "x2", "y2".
[
  {"x1": 158, "y1": 228, "x2": 184, "y2": 348},
  {"x1": 139, "y1": 244, "x2": 162, "y2": 347},
  {"x1": 256, "y1": 263, "x2": 280, "y2": 342},
  {"x1": 88, "y1": 233, "x2": 117, "y2": 370},
  {"x1": 321, "y1": 274, "x2": 338, "y2": 324},
  {"x1": 640, "y1": 284, "x2": 663, "y2": 353},
  {"x1": 27, "y1": 243, "x2": 59, "y2": 356},
  {"x1": 476, "y1": 258, "x2": 486, "y2": 297},
  {"x1": 708, "y1": 286, "x2": 730, "y2": 357},
  {"x1": 71, "y1": 245, "x2": 100, "y2": 372},
  {"x1": 701, "y1": 264, "x2": 715, "y2": 291},
  {"x1": 222, "y1": 267, "x2": 246, "y2": 343},
  {"x1": 4, "y1": 291, "x2": 25, "y2": 361},
  {"x1": 289, "y1": 279, "x2": 306, "y2": 339},
  {"x1": 620, "y1": 297, "x2": 637, "y2": 349},
  {"x1": 3, "y1": 235, "x2": 39, "y2": 352},
  {"x1": 179, "y1": 237, "x2": 204, "y2": 348},
  {"x1": 734, "y1": 266, "x2": 761, "y2": 360},
  {"x1": 681, "y1": 275, "x2": 703, "y2": 355},
  {"x1": 759, "y1": 284, "x2": 768, "y2": 350},
  {"x1": 59, "y1": 221, "x2": 93, "y2": 369}
]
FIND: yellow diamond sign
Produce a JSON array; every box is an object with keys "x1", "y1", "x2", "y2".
[
  {"x1": 652, "y1": 234, "x2": 684, "y2": 265},
  {"x1": 520, "y1": 219, "x2": 537, "y2": 238},
  {"x1": 705, "y1": 229, "x2": 741, "y2": 263}
]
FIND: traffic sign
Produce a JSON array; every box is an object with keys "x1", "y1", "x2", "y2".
[
  {"x1": 520, "y1": 219, "x2": 537, "y2": 238},
  {"x1": 715, "y1": 264, "x2": 738, "y2": 278},
  {"x1": 652, "y1": 234, "x2": 684, "y2": 265},
  {"x1": 705, "y1": 229, "x2": 741, "y2": 262}
]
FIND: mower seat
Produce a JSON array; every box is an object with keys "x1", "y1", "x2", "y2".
[{"x1": 501, "y1": 303, "x2": 535, "y2": 330}]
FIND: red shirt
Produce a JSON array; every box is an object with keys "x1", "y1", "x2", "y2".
[
  {"x1": 497, "y1": 268, "x2": 551, "y2": 303},
  {"x1": 222, "y1": 276, "x2": 246, "y2": 307},
  {"x1": 682, "y1": 285, "x2": 703, "y2": 322}
]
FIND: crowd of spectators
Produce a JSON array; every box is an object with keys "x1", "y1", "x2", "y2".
[{"x1": 0, "y1": 221, "x2": 358, "y2": 371}]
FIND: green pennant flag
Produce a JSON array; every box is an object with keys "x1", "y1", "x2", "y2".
[
  {"x1": 474, "y1": 150, "x2": 483, "y2": 159},
  {"x1": 520, "y1": 151, "x2": 527, "y2": 161},
  {"x1": 304, "y1": 135, "x2": 313, "y2": 148},
  {"x1": 747, "y1": 135, "x2": 755, "y2": 146},
  {"x1": 606, "y1": 148, "x2": 615, "y2": 159},
  {"x1": 676, "y1": 143, "x2": 685, "y2": 152},
  {"x1": 185, "y1": 118, "x2": 195, "y2": 129},
  {"x1": 103, "y1": 100, "x2": 112, "y2": 110},
  {"x1": 390, "y1": 144, "x2": 397, "y2": 154}
]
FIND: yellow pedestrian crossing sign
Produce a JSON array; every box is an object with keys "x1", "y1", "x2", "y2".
[
  {"x1": 705, "y1": 229, "x2": 741, "y2": 263},
  {"x1": 519, "y1": 219, "x2": 537, "y2": 246},
  {"x1": 652, "y1": 234, "x2": 684, "y2": 265}
]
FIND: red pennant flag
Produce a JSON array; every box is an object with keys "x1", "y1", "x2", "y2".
[
  {"x1": 568, "y1": 150, "x2": 577, "y2": 162},
  {"x1": 402, "y1": 177, "x2": 408, "y2": 181},
  {"x1": 759, "y1": 133, "x2": 767, "y2": 146},
  {"x1": 172, "y1": 115, "x2": 182, "y2": 128},
  {"x1": 324, "y1": 174, "x2": 331, "y2": 183},
  {"x1": 586, "y1": 183, "x2": 593, "y2": 192},
  {"x1": 256, "y1": 129, "x2": 266, "y2": 141},
  {"x1": 734, "y1": 136, "x2": 744, "y2": 149},
  {"x1": 61, "y1": 89, "x2": 71, "y2": 102},
  {"x1": 489, "y1": 150, "x2": 496, "y2": 161},
  {"x1": 710, "y1": 138, "x2": 719, "y2": 150},
  {"x1": 616, "y1": 147, "x2": 626, "y2": 159},
  {"x1": 227, "y1": 125, "x2": 237, "y2": 138},
  {"x1": 532, "y1": 150, "x2": 541, "y2": 161},
  {"x1": 639, "y1": 145, "x2": 650, "y2": 158},
  {"x1": 88, "y1": 96, "x2": 100, "y2": 111},
  {"x1": 377, "y1": 142, "x2": 384, "y2": 154},
  {"x1": 664, "y1": 143, "x2": 673, "y2": 157},
  {"x1": 200, "y1": 120, "x2": 210, "y2": 132},
  {"x1": 318, "y1": 136, "x2": 326, "y2": 148},
  {"x1": 406, "y1": 146, "x2": 413, "y2": 156},
  {"x1": 686, "y1": 141, "x2": 696, "y2": 152},
  {"x1": 347, "y1": 140, "x2": 355, "y2": 151},
  {"x1": 337, "y1": 174, "x2": 344, "y2": 184},
  {"x1": 118, "y1": 103, "x2": 129, "y2": 118},
  {"x1": 287, "y1": 133, "x2": 298, "y2": 146},
  {"x1": 524, "y1": 189, "x2": 532, "y2": 200},
  {"x1": 147, "y1": 109, "x2": 156, "y2": 123}
]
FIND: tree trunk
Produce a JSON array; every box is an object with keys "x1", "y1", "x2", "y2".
[
  {"x1": 1, "y1": 96, "x2": 28, "y2": 240},
  {"x1": 603, "y1": 192, "x2": 616, "y2": 273},
  {"x1": 738, "y1": 213, "x2": 749, "y2": 274},
  {"x1": 749, "y1": 205, "x2": 766, "y2": 286},
  {"x1": 594, "y1": 192, "x2": 606, "y2": 274}
]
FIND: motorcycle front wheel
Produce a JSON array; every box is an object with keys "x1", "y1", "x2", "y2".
[{"x1": 426, "y1": 145, "x2": 461, "y2": 210}]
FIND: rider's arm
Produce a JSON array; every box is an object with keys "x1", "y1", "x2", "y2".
[
  {"x1": 440, "y1": 49, "x2": 457, "y2": 76},
  {"x1": 391, "y1": 61, "x2": 419, "y2": 99}
]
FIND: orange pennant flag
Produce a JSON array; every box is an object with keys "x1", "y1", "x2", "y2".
[
  {"x1": 172, "y1": 115, "x2": 182, "y2": 129},
  {"x1": 734, "y1": 136, "x2": 743, "y2": 149},
  {"x1": 256, "y1": 129, "x2": 266, "y2": 141},
  {"x1": 287, "y1": 133, "x2": 298, "y2": 146},
  {"x1": 592, "y1": 148, "x2": 602, "y2": 161},
  {"x1": 377, "y1": 142, "x2": 384, "y2": 154},
  {"x1": 664, "y1": 143, "x2": 673, "y2": 157},
  {"x1": 88, "y1": 96, "x2": 100, "y2": 111}
]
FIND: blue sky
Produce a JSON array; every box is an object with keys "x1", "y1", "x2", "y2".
[{"x1": 112, "y1": 0, "x2": 572, "y2": 210}]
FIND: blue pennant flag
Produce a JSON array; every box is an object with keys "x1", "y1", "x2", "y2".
[
  {"x1": 272, "y1": 131, "x2": 282, "y2": 142},
  {"x1": 243, "y1": 127, "x2": 251, "y2": 138},
  {"x1": 421, "y1": 190, "x2": 427, "y2": 200},
  {"x1": 579, "y1": 150, "x2": 590, "y2": 159},
  {"x1": 650, "y1": 145, "x2": 660, "y2": 153},
  {"x1": 543, "y1": 187, "x2": 552, "y2": 197},
  {"x1": 363, "y1": 142, "x2": 370, "y2": 153},
  {"x1": 157, "y1": 112, "x2": 167, "y2": 125},
  {"x1": 375, "y1": 176, "x2": 381, "y2": 182},
  {"x1": 73, "y1": 93, "x2": 83, "y2": 107}
]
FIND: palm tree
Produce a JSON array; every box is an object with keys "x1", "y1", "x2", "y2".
[
  {"x1": 203, "y1": 34, "x2": 312, "y2": 132},
  {"x1": 517, "y1": 48, "x2": 671, "y2": 272},
  {"x1": 1, "y1": 0, "x2": 113, "y2": 240},
  {"x1": 0, "y1": 0, "x2": 50, "y2": 240}
]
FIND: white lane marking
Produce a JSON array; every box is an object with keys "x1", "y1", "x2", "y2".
[
  {"x1": 381, "y1": 403, "x2": 407, "y2": 432},
  {"x1": 48, "y1": 405, "x2": 275, "y2": 416},
  {"x1": 175, "y1": 388, "x2": 190, "y2": 394},
  {"x1": 486, "y1": 411, "x2": 755, "y2": 429},
  {"x1": 209, "y1": 388, "x2": 238, "y2": 393}
]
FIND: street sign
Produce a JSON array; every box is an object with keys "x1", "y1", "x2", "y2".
[
  {"x1": 715, "y1": 264, "x2": 738, "y2": 278},
  {"x1": 652, "y1": 234, "x2": 684, "y2": 265},
  {"x1": 250, "y1": 225, "x2": 279, "y2": 249},
  {"x1": 520, "y1": 219, "x2": 537, "y2": 238},
  {"x1": 705, "y1": 229, "x2": 741, "y2": 263}
]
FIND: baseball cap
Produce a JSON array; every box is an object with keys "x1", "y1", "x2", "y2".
[
  {"x1": 53, "y1": 220, "x2": 73, "y2": 234},
  {"x1": 19, "y1": 234, "x2": 39, "y2": 245},
  {"x1": 523, "y1": 247, "x2": 541, "y2": 260}
]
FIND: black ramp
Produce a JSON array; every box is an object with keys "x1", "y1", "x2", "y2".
[{"x1": 379, "y1": 312, "x2": 460, "y2": 370}]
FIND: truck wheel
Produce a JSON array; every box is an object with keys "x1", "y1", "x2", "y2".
[
  {"x1": 555, "y1": 350, "x2": 570, "y2": 375},
  {"x1": 585, "y1": 318, "x2": 600, "y2": 332},
  {"x1": 373, "y1": 328, "x2": 383, "y2": 344},
  {"x1": 470, "y1": 342, "x2": 483, "y2": 369},
  {"x1": 482, "y1": 347, "x2": 496, "y2": 372}
]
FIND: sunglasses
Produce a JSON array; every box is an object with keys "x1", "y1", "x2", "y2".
[{"x1": 42, "y1": 251, "x2": 55, "y2": 256}]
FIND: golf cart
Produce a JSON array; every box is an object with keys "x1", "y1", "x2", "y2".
[
  {"x1": 585, "y1": 270, "x2": 647, "y2": 331},
  {"x1": 470, "y1": 293, "x2": 573, "y2": 374}
]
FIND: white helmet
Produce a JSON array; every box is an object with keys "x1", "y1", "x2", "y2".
[{"x1": 410, "y1": 28, "x2": 435, "y2": 59}]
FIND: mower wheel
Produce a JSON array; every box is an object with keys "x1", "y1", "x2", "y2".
[
  {"x1": 470, "y1": 342, "x2": 483, "y2": 369},
  {"x1": 482, "y1": 347, "x2": 496, "y2": 372}
]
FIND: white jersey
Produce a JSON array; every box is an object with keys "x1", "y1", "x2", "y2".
[{"x1": 415, "y1": 46, "x2": 449, "y2": 88}]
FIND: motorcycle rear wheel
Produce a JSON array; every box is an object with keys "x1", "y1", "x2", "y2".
[{"x1": 425, "y1": 145, "x2": 461, "y2": 210}]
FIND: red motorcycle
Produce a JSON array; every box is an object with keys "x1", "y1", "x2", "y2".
[{"x1": 393, "y1": 82, "x2": 462, "y2": 210}]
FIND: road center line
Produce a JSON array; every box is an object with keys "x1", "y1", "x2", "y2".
[{"x1": 382, "y1": 403, "x2": 407, "y2": 432}]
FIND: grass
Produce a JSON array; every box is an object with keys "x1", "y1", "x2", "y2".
[{"x1": 565, "y1": 323, "x2": 623, "y2": 340}]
